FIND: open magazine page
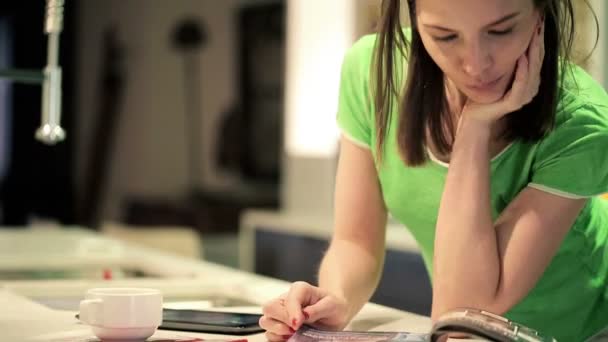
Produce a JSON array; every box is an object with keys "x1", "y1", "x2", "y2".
[{"x1": 288, "y1": 326, "x2": 429, "y2": 342}]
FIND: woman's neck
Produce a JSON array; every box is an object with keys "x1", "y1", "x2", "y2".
[{"x1": 444, "y1": 77, "x2": 467, "y2": 116}]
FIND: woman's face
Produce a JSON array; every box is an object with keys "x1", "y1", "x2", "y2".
[{"x1": 416, "y1": 0, "x2": 541, "y2": 104}]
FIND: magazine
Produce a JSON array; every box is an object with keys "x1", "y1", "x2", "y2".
[
  {"x1": 286, "y1": 308, "x2": 561, "y2": 342},
  {"x1": 288, "y1": 325, "x2": 428, "y2": 342}
]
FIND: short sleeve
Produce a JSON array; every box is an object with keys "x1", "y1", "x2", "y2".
[
  {"x1": 529, "y1": 104, "x2": 608, "y2": 198},
  {"x1": 336, "y1": 35, "x2": 376, "y2": 149}
]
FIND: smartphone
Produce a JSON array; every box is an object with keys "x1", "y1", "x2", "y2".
[{"x1": 159, "y1": 308, "x2": 264, "y2": 335}]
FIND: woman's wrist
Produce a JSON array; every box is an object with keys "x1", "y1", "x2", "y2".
[{"x1": 454, "y1": 115, "x2": 493, "y2": 150}]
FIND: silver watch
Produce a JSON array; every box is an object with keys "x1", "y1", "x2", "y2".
[{"x1": 430, "y1": 308, "x2": 557, "y2": 342}]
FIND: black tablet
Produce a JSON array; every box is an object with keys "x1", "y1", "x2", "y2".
[{"x1": 159, "y1": 308, "x2": 264, "y2": 335}]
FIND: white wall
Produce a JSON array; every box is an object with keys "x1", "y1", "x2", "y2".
[
  {"x1": 281, "y1": 0, "x2": 355, "y2": 217},
  {"x1": 588, "y1": 0, "x2": 607, "y2": 88},
  {"x1": 281, "y1": 0, "x2": 381, "y2": 217},
  {"x1": 76, "y1": 0, "x2": 248, "y2": 220}
]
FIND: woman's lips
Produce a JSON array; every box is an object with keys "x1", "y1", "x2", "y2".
[{"x1": 468, "y1": 76, "x2": 503, "y2": 91}]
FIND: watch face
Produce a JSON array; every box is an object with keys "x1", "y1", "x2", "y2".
[
  {"x1": 431, "y1": 309, "x2": 556, "y2": 342},
  {"x1": 586, "y1": 326, "x2": 608, "y2": 342}
]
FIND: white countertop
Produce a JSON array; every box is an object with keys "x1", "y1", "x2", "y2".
[
  {"x1": 0, "y1": 289, "x2": 431, "y2": 341},
  {"x1": 0, "y1": 227, "x2": 431, "y2": 341}
]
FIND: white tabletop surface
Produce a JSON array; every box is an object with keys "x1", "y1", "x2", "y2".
[{"x1": 0, "y1": 227, "x2": 431, "y2": 341}]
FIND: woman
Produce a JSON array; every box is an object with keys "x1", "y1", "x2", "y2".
[{"x1": 260, "y1": 0, "x2": 608, "y2": 340}]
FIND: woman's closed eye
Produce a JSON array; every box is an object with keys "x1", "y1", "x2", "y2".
[
  {"x1": 489, "y1": 27, "x2": 515, "y2": 36},
  {"x1": 433, "y1": 34, "x2": 458, "y2": 42},
  {"x1": 432, "y1": 27, "x2": 515, "y2": 43}
]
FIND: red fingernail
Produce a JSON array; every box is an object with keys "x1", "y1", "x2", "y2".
[
  {"x1": 303, "y1": 311, "x2": 310, "y2": 320},
  {"x1": 292, "y1": 318, "x2": 297, "y2": 327}
]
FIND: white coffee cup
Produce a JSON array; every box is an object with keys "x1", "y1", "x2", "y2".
[{"x1": 79, "y1": 287, "x2": 163, "y2": 340}]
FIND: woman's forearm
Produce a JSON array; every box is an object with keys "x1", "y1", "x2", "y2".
[
  {"x1": 432, "y1": 117, "x2": 501, "y2": 319},
  {"x1": 318, "y1": 238, "x2": 385, "y2": 322}
]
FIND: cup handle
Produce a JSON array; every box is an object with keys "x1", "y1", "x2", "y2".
[{"x1": 79, "y1": 298, "x2": 102, "y2": 326}]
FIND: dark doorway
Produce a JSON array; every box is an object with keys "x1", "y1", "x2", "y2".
[{"x1": 0, "y1": 2, "x2": 77, "y2": 225}]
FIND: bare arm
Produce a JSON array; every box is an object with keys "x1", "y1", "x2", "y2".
[
  {"x1": 318, "y1": 135, "x2": 388, "y2": 322},
  {"x1": 432, "y1": 113, "x2": 586, "y2": 320}
]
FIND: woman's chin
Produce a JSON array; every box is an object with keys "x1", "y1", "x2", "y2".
[
  {"x1": 460, "y1": 76, "x2": 512, "y2": 104},
  {"x1": 463, "y1": 89, "x2": 504, "y2": 104}
]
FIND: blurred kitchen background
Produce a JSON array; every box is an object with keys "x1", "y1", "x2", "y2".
[{"x1": 0, "y1": 0, "x2": 605, "y2": 316}]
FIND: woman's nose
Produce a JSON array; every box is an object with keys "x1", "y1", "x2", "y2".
[{"x1": 461, "y1": 42, "x2": 493, "y2": 78}]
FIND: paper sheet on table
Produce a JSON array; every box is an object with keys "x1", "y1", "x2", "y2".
[{"x1": 288, "y1": 326, "x2": 428, "y2": 342}]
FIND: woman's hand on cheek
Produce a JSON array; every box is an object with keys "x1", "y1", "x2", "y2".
[{"x1": 461, "y1": 19, "x2": 545, "y2": 127}]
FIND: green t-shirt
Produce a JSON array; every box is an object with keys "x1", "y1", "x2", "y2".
[{"x1": 337, "y1": 32, "x2": 608, "y2": 341}]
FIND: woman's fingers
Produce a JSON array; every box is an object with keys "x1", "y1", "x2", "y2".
[
  {"x1": 285, "y1": 281, "x2": 316, "y2": 329},
  {"x1": 302, "y1": 295, "x2": 344, "y2": 325},
  {"x1": 260, "y1": 295, "x2": 297, "y2": 341},
  {"x1": 528, "y1": 19, "x2": 544, "y2": 72},
  {"x1": 262, "y1": 295, "x2": 290, "y2": 327},
  {"x1": 260, "y1": 282, "x2": 349, "y2": 336},
  {"x1": 259, "y1": 315, "x2": 295, "y2": 336},
  {"x1": 540, "y1": 23, "x2": 545, "y2": 62},
  {"x1": 505, "y1": 55, "x2": 529, "y2": 112},
  {"x1": 526, "y1": 18, "x2": 544, "y2": 102},
  {"x1": 504, "y1": 18, "x2": 543, "y2": 112},
  {"x1": 265, "y1": 330, "x2": 295, "y2": 342}
]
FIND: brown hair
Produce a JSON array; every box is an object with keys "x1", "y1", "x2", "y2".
[{"x1": 372, "y1": 0, "x2": 592, "y2": 166}]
